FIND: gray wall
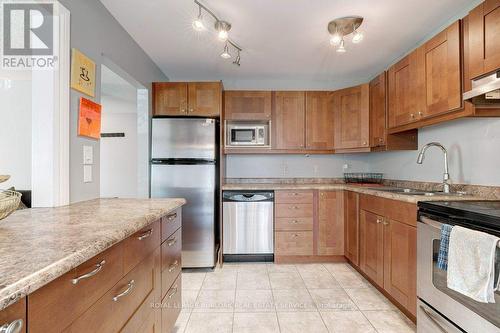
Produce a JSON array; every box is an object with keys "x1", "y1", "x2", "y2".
[{"x1": 58, "y1": 0, "x2": 168, "y2": 202}]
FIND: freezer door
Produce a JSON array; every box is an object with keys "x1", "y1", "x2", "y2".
[
  {"x1": 151, "y1": 118, "x2": 216, "y2": 159},
  {"x1": 151, "y1": 163, "x2": 216, "y2": 268}
]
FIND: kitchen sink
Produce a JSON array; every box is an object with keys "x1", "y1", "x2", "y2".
[{"x1": 367, "y1": 187, "x2": 469, "y2": 197}]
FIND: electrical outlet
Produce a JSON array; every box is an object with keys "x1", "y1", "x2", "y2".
[
  {"x1": 313, "y1": 165, "x2": 319, "y2": 174},
  {"x1": 282, "y1": 162, "x2": 289, "y2": 177},
  {"x1": 343, "y1": 163, "x2": 350, "y2": 170}
]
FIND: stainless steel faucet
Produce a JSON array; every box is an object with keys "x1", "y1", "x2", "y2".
[{"x1": 416, "y1": 142, "x2": 450, "y2": 193}]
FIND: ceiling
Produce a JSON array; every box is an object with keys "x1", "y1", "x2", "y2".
[{"x1": 100, "y1": 0, "x2": 478, "y2": 89}]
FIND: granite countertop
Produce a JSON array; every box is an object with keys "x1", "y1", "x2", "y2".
[
  {"x1": 0, "y1": 198, "x2": 185, "y2": 310},
  {"x1": 222, "y1": 183, "x2": 488, "y2": 203}
]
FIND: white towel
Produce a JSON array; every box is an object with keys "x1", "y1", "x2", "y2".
[{"x1": 447, "y1": 226, "x2": 500, "y2": 303}]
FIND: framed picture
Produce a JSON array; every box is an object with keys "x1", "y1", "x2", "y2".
[
  {"x1": 71, "y1": 48, "x2": 96, "y2": 97},
  {"x1": 78, "y1": 97, "x2": 101, "y2": 139}
]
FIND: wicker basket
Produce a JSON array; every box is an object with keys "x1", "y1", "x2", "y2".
[{"x1": 0, "y1": 189, "x2": 21, "y2": 220}]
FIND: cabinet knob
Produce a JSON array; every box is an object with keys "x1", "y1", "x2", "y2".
[
  {"x1": 376, "y1": 218, "x2": 383, "y2": 224},
  {"x1": 378, "y1": 138, "x2": 384, "y2": 143},
  {"x1": 363, "y1": 141, "x2": 367, "y2": 146},
  {"x1": 418, "y1": 111, "x2": 423, "y2": 117},
  {"x1": 410, "y1": 113, "x2": 415, "y2": 119},
  {"x1": 189, "y1": 108, "x2": 194, "y2": 113}
]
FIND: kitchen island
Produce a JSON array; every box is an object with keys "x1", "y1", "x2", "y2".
[{"x1": 0, "y1": 198, "x2": 185, "y2": 332}]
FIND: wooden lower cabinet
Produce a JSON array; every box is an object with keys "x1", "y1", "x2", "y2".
[
  {"x1": 0, "y1": 297, "x2": 26, "y2": 333},
  {"x1": 25, "y1": 210, "x2": 183, "y2": 333},
  {"x1": 276, "y1": 231, "x2": 314, "y2": 255},
  {"x1": 161, "y1": 274, "x2": 182, "y2": 333},
  {"x1": 318, "y1": 191, "x2": 344, "y2": 255},
  {"x1": 359, "y1": 209, "x2": 385, "y2": 287},
  {"x1": 344, "y1": 191, "x2": 359, "y2": 266}
]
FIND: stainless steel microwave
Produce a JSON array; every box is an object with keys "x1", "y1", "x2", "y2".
[{"x1": 226, "y1": 121, "x2": 270, "y2": 147}]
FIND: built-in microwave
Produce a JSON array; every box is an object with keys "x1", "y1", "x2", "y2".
[{"x1": 226, "y1": 121, "x2": 270, "y2": 147}]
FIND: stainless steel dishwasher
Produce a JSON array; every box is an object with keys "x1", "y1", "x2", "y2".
[{"x1": 222, "y1": 191, "x2": 274, "y2": 262}]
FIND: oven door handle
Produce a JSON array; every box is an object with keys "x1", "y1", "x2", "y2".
[
  {"x1": 420, "y1": 216, "x2": 443, "y2": 231},
  {"x1": 420, "y1": 305, "x2": 450, "y2": 333}
]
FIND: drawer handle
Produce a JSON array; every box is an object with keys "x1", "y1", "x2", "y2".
[
  {"x1": 290, "y1": 220, "x2": 299, "y2": 224},
  {"x1": 168, "y1": 260, "x2": 179, "y2": 272},
  {"x1": 383, "y1": 220, "x2": 389, "y2": 226},
  {"x1": 167, "y1": 285, "x2": 178, "y2": 299},
  {"x1": 291, "y1": 206, "x2": 299, "y2": 210},
  {"x1": 292, "y1": 192, "x2": 299, "y2": 196},
  {"x1": 292, "y1": 234, "x2": 299, "y2": 238},
  {"x1": 376, "y1": 218, "x2": 383, "y2": 224},
  {"x1": 167, "y1": 237, "x2": 177, "y2": 247},
  {"x1": 166, "y1": 213, "x2": 177, "y2": 222},
  {"x1": 71, "y1": 260, "x2": 106, "y2": 285},
  {"x1": 112, "y1": 280, "x2": 135, "y2": 302},
  {"x1": 0, "y1": 319, "x2": 23, "y2": 333},
  {"x1": 137, "y1": 229, "x2": 152, "y2": 241}
]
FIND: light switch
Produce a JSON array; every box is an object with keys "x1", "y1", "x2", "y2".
[
  {"x1": 83, "y1": 145, "x2": 93, "y2": 165},
  {"x1": 83, "y1": 165, "x2": 92, "y2": 183}
]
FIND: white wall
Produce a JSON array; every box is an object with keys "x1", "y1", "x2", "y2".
[
  {"x1": 100, "y1": 94, "x2": 138, "y2": 198},
  {"x1": 0, "y1": 73, "x2": 32, "y2": 190}
]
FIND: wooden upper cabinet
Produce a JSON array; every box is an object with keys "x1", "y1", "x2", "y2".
[
  {"x1": 468, "y1": 0, "x2": 500, "y2": 80},
  {"x1": 187, "y1": 82, "x2": 221, "y2": 117},
  {"x1": 305, "y1": 92, "x2": 335, "y2": 150},
  {"x1": 224, "y1": 91, "x2": 272, "y2": 120},
  {"x1": 369, "y1": 73, "x2": 387, "y2": 147},
  {"x1": 359, "y1": 209, "x2": 384, "y2": 287},
  {"x1": 344, "y1": 191, "x2": 359, "y2": 266},
  {"x1": 387, "y1": 50, "x2": 425, "y2": 128},
  {"x1": 153, "y1": 82, "x2": 188, "y2": 116},
  {"x1": 333, "y1": 84, "x2": 370, "y2": 149},
  {"x1": 273, "y1": 91, "x2": 306, "y2": 149},
  {"x1": 384, "y1": 219, "x2": 417, "y2": 316},
  {"x1": 318, "y1": 191, "x2": 344, "y2": 255},
  {"x1": 422, "y1": 20, "x2": 462, "y2": 118}
]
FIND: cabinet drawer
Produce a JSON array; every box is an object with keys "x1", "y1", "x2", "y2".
[
  {"x1": 275, "y1": 190, "x2": 314, "y2": 204},
  {"x1": 275, "y1": 231, "x2": 313, "y2": 256},
  {"x1": 275, "y1": 203, "x2": 313, "y2": 218},
  {"x1": 161, "y1": 228, "x2": 182, "y2": 299},
  {"x1": 120, "y1": 287, "x2": 160, "y2": 333},
  {"x1": 275, "y1": 217, "x2": 313, "y2": 231},
  {"x1": 123, "y1": 220, "x2": 161, "y2": 273},
  {"x1": 65, "y1": 249, "x2": 159, "y2": 333},
  {"x1": 161, "y1": 274, "x2": 182, "y2": 333},
  {"x1": 29, "y1": 244, "x2": 124, "y2": 333},
  {"x1": 161, "y1": 208, "x2": 182, "y2": 243},
  {"x1": 0, "y1": 297, "x2": 26, "y2": 333}
]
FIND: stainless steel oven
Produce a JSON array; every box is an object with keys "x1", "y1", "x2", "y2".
[
  {"x1": 226, "y1": 121, "x2": 270, "y2": 147},
  {"x1": 417, "y1": 201, "x2": 500, "y2": 333}
]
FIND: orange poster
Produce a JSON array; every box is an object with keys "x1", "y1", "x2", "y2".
[{"x1": 78, "y1": 97, "x2": 101, "y2": 139}]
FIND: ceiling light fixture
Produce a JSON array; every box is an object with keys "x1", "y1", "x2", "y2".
[
  {"x1": 327, "y1": 16, "x2": 364, "y2": 53},
  {"x1": 220, "y1": 42, "x2": 231, "y2": 59},
  {"x1": 192, "y1": 0, "x2": 243, "y2": 66}
]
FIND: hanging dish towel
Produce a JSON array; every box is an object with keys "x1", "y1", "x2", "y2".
[
  {"x1": 437, "y1": 224, "x2": 453, "y2": 270},
  {"x1": 447, "y1": 225, "x2": 500, "y2": 303}
]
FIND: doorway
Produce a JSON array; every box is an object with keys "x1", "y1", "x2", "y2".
[{"x1": 100, "y1": 64, "x2": 148, "y2": 198}]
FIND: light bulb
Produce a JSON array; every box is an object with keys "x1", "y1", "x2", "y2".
[
  {"x1": 220, "y1": 44, "x2": 231, "y2": 59},
  {"x1": 352, "y1": 30, "x2": 363, "y2": 44},
  {"x1": 336, "y1": 39, "x2": 346, "y2": 53},
  {"x1": 192, "y1": 7, "x2": 205, "y2": 31},
  {"x1": 218, "y1": 29, "x2": 228, "y2": 41},
  {"x1": 330, "y1": 32, "x2": 342, "y2": 46}
]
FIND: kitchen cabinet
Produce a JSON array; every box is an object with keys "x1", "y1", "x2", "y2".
[
  {"x1": 369, "y1": 73, "x2": 387, "y2": 148},
  {"x1": 333, "y1": 84, "x2": 370, "y2": 150},
  {"x1": 0, "y1": 297, "x2": 26, "y2": 333},
  {"x1": 318, "y1": 191, "x2": 344, "y2": 255},
  {"x1": 273, "y1": 91, "x2": 306, "y2": 149},
  {"x1": 344, "y1": 191, "x2": 359, "y2": 266},
  {"x1": 224, "y1": 91, "x2": 272, "y2": 120},
  {"x1": 305, "y1": 92, "x2": 335, "y2": 150},
  {"x1": 358, "y1": 194, "x2": 417, "y2": 317},
  {"x1": 468, "y1": 0, "x2": 500, "y2": 80},
  {"x1": 421, "y1": 20, "x2": 462, "y2": 119},
  {"x1": 153, "y1": 81, "x2": 221, "y2": 117}
]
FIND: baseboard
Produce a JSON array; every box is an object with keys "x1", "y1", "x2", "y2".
[{"x1": 274, "y1": 255, "x2": 347, "y2": 264}]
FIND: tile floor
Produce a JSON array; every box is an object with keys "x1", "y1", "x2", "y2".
[{"x1": 175, "y1": 262, "x2": 416, "y2": 333}]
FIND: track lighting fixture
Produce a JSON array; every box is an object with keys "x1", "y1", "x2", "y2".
[
  {"x1": 327, "y1": 16, "x2": 364, "y2": 53},
  {"x1": 192, "y1": 0, "x2": 243, "y2": 66}
]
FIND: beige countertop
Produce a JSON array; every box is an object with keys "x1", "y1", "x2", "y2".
[
  {"x1": 222, "y1": 183, "x2": 487, "y2": 203},
  {"x1": 0, "y1": 198, "x2": 185, "y2": 310}
]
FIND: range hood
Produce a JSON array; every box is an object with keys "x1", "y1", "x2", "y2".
[{"x1": 463, "y1": 71, "x2": 500, "y2": 106}]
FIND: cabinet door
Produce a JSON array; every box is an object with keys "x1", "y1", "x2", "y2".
[
  {"x1": 0, "y1": 298, "x2": 26, "y2": 333},
  {"x1": 422, "y1": 20, "x2": 462, "y2": 118},
  {"x1": 273, "y1": 91, "x2": 306, "y2": 149},
  {"x1": 318, "y1": 191, "x2": 344, "y2": 255},
  {"x1": 384, "y1": 219, "x2": 417, "y2": 316},
  {"x1": 187, "y1": 82, "x2": 221, "y2": 117},
  {"x1": 369, "y1": 73, "x2": 387, "y2": 147},
  {"x1": 359, "y1": 209, "x2": 384, "y2": 287},
  {"x1": 468, "y1": 0, "x2": 500, "y2": 79},
  {"x1": 387, "y1": 51, "x2": 424, "y2": 128},
  {"x1": 224, "y1": 91, "x2": 272, "y2": 120},
  {"x1": 333, "y1": 84, "x2": 370, "y2": 149},
  {"x1": 153, "y1": 83, "x2": 188, "y2": 116},
  {"x1": 305, "y1": 92, "x2": 334, "y2": 150},
  {"x1": 344, "y1": 191, "x2": 359, "y2": 266}
]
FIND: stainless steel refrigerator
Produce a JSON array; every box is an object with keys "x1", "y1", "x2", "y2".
[{"x1": 150, "y1": 118, "x2": 218, "y2": 268}]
